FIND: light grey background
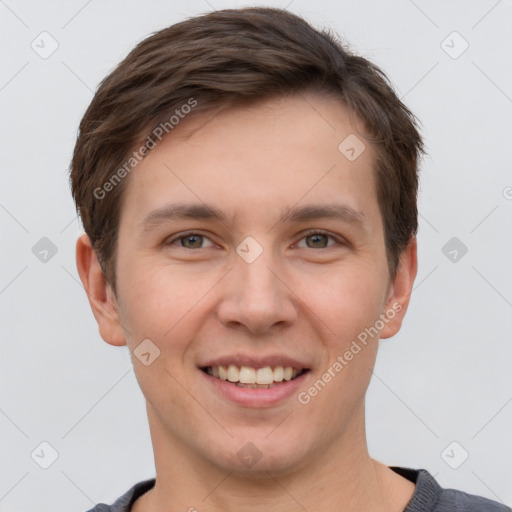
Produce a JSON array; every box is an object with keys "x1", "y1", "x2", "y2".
[{"x1": 1, "y1": 0, "x2": 511, "y2": 510}]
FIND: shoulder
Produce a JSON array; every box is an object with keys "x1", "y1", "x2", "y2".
[
  {"x1": 435, "y1": 487, "x2": 511, "y2": 512},
  {"x1": 390, "y1": 467, "x2": 510, "y2": 512},
  {"x1": 83, "y1": 478, "x2": 156, "y2": 512}
]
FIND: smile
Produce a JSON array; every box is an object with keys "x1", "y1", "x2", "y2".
[{"x1": 201, "y1": 365, "x2": 308, "y2": 388}]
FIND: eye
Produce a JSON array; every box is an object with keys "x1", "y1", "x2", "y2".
[
  {"x1": 296, "y1": 230, "x2": 341, "y2": 249},
  {"x1": 167, "y1": 232, "x2": 215, "y2": 249},
  {"x1": 166, "y1": 230, "x2": 343, "y2": 250}
]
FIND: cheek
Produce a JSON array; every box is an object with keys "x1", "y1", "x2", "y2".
[
  {"x1": 297, "y1": 273, "x2": 383, "y2": 418},
  {"x1": 294, "y1": 264, "x2": 386, "y2": 408},
  {"x1": 117, "y1": 256, "x2": 210, "y2": 337},
  {"x1": 293, "y1": 262, "x2": 387, "y2": 339}
]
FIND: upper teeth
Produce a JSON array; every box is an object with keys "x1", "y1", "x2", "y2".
[{"x1": 207, "y1": 365, "x2": 301, "y2": 384}]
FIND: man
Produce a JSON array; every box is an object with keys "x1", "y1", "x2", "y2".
[{"x1": 70, "y1": 7, "x2": 510, "y2": 512}]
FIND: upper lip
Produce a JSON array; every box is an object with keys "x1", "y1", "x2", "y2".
[{"x1": 200, "y1": 354, "x2": 310, "y2": 369}]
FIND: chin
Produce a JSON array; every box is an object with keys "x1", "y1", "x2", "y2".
[{"x1": 207, "y1": 430, "x2": 310, "y2": 477}]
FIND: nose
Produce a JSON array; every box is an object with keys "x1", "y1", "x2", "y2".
[{"x1": 216, "y1": 244, "x2": 298, "y2": 334}]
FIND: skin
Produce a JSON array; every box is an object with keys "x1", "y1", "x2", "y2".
[{"x1": 77, "y1": 91, "x2": 418, "y2": 511}]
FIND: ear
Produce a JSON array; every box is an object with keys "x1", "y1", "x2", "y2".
[
  {"x1": 380, "y1": 235, "x2": 418, "y2": 339},
  {"x1": 75, "y1": 233, "x2": 126, "y2": 346}
]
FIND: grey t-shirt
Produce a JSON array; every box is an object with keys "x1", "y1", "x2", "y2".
[{"x1": 85, "y1": 466, "x2": 511, "y2": 512}]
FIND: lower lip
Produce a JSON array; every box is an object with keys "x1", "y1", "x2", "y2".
[{"x1": 200, "y1": 369, "x2": 309, "y2": 407}]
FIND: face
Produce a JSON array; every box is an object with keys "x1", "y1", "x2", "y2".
[{"x1": 80, "y1": 92, "x2": 416, "y2": 477}]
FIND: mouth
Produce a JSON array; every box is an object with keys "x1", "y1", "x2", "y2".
[{"x1": 200, "y1": 365, "x2": 310, "y2": 389}]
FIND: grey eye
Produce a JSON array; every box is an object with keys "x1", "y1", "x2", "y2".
[{"x1": 296, "y1": 232, "x2": 336, "y2": 249}]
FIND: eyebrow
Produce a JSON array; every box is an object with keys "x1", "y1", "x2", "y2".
[
  {"x1": 279, "y1": 204, "x2": 365, "y2": 227},
  {"x1": 140, "y1": 202, "x2": 366, "y2": 230}
]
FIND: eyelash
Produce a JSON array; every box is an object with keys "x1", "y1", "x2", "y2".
[{"x1": 166, "y1": 229, "x2": 344, "y2": 250}]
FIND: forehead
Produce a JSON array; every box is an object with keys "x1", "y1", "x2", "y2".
[{"x1": 119, "y1": 92, "x2": 381, "y2": 233}]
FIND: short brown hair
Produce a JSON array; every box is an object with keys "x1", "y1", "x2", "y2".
[{"x1": 70, "y1": 7, "x2": 424, "y2": 292}]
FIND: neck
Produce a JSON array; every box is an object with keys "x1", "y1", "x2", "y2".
[{"x1": 133, "y1": 402, "x2": 415, "y2": 512}]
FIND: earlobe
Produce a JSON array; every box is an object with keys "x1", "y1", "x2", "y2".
[
  {"x1": 75, "y1": 234, "x2": 126, "y2": 346},
  {"x1": 380, "y1": 236, "x2": 418, "y2": 340}
]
